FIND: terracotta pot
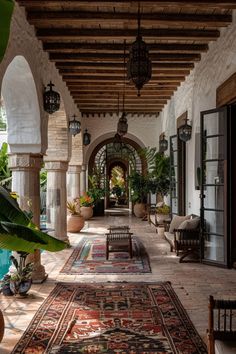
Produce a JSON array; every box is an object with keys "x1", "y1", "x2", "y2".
[
  {"x1": 80, "y1": 206, "x2": 93, "y2": 220},
  {"x1": 0, "y1": 309, "x2": 4, "y2": 343},
  {"x1": 133, "y1": 203, "x2": 146, "y2": 218},
  {"x1": 67, "y1": 214, "x2": 85, "y2": 233}
]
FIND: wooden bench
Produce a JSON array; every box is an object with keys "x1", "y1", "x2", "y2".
[
  {"x1": 207, "y1": 295, "x2": 236, "y2": 354},
  {"x1": 105, "y1": 226, "x2": 133, "y2": 260}
]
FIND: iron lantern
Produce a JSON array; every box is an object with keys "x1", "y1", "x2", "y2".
[
  {"x1": 179, "y1": 118, "x2": 192, "y2": 142},
  {"x1": 43, "y1": 81, "x2": 60, "y2": 114},
  {"x1": 83, "y1": 129, "x2": 91, "y2": 146},
  {"x1": 69, "y1": 115, "x2": 81, "y2": 136},
  {"x1": 117, "y1": 112, "x2": 128, "y2": 136},
  {"x1": 159, "y1": 134, "x2": 168, "y2": 152},
  {"x1": 113, "y1": 133, "x2": 123, "y2": 152}
]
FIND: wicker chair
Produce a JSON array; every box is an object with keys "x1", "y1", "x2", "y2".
[{"x1": 207, "y1": 295, "x2": 236, "y2": 354}]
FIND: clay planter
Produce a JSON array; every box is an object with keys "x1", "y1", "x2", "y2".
[
  {"x1": 133, "y1": 203, "x2": 146, "y2": 218},
  {"x1": 80, "y1": 206, "x2": 93, "y2": 220},
  {"x1": 67, "y1": 214, "x2": 85, "y2": 233}
]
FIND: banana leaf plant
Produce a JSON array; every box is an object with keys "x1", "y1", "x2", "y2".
[
  {"x1": 0, "y1": 186, "x2": 69, "y2": 295},
  {"x1": 0, "y1": 186, "x2": 68, "y2": 254}
]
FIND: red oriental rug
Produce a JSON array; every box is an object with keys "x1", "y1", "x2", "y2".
[
  {"x1": 60, "y1": 236, "x2": 151, "y2": 274},
  {"x1": 12, "y1": 282, "x2": 207, "y2": 354}
]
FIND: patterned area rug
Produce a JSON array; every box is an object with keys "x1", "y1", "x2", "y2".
[
  {"x1": 60, "y1": 236, "x2": 151, "y2": 274},
  {"x1": 12, "y1": 282, "x2": 207, "y2": 354}
]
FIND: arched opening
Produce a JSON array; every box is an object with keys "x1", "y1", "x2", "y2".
[
  {"x1": 88, "y1": 136, "x2": 147, "y2": 213},
  {"x1": 1, "y1": 55, "x2": 41, "y2": 153}
]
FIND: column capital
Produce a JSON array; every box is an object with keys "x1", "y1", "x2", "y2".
[
  {"x1": 68, "y1": 165, "x2": 82, "y2": 173},
  {"x1": 9, "y1": 153, "x2": 43, "y2": 171},
  {"x1": 44, "y1": 161, "x2": 68, "y2": 172},
  {"x1": 81, "y1": 164, "x2": 87, "y2": 171}
]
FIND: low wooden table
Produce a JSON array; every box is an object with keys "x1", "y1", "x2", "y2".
[{"x1": 105, "y1": 226, "x2": 133, "y2": 259}]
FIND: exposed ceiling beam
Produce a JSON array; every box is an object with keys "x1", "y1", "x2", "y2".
[
  {"x1": 17, "y1": 1, "x2": 236, "y2": 9},
  {"x1": 44, "y1": 42, "x2": 209, "y2": 54},
  {"x1": 28, "y1": 11, "x2": 232, "y2": 27},
  {"x1": 60, "y1": 69, "x2": 190, "y2": 76},
  {"x1": 37, "y1": 28, "x2": 220, "y2": 41},
  {"x1": 63, "y1": 76, "x2": 185, "y2": 82},
  {"x1": 56, "y1": 62, "x2": 195, "y2": 69},
  {"x1": 52, "y1": 53, "x2": 201, "y2": 62}
]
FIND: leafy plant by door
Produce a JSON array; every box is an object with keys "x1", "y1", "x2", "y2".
[{"x1": 0, "y1": 142, "x2": 11, "y2": 189}]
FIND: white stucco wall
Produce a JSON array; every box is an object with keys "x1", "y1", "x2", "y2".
[
  {"x1": 83, "y1": 113, "x2": 161, "y2": 163},
  {"x1": 160, "y1": 10, "x2": 236, "y2": 216},
  {"x1": 0, "y1": 3, "x2": 80, "y2": 156}
]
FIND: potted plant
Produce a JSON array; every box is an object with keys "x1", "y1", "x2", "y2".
[
  {"x1": 88, "y1": 173, "x2": 106, "y2": 216},
  {"x1": 156, "y1": 203, "x2": 171, "y2": 223},
  {"x1": 128, "y1": 171, "x2": 149, "y2": 218},
  {"x1": 0, "y1": 186, "x2": 68, "y2": 296},
  {"x1": 67, "y1": 198, "x2": 85, "y2": 232},
  {"x1": 79, "y1": 193, "x2": 94, "y2": 220}
]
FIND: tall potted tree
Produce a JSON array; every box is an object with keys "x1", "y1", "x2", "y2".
[{"x1": 128, "y1": 171, "x2": 149, "y2": 218}]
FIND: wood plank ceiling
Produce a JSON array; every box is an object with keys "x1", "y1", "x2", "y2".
[{"x1": 16, "y1": 1, "x2": 235, "y2": 115}]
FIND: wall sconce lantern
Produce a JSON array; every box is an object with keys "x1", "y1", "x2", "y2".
[
  {"x1": 69, "y1": 115, "x2": 81, "y2": 136},
  {"x1": 178, "y1": 118, "x2": 192, "y2": 142},
  {"x1": 83, "y1": 129, "x2": 91, "y2": 146},
  {"x1": 113, "y1": 133, "x2": 123, "y2": 152},
  {"x1": 159, "y1": 134, "x2": 168, "y2": 152},
  {"x1": 117, "y1": 111, "x2": 128, "y2": 136},
  {"x1": 43, "y1": 81, "x2": 60, "y2": 114}
]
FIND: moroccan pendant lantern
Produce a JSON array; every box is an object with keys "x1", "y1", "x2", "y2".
[
  {"x1": 43, "y1": 81, "x2": 60, "y2": 114},
  {"x1": 68, "y1": 115, "x2": 81, "y2": 137},
  {"x1": 179, "y1": 118, "x2": 192, "y2": 142},
  {"x1": 83, "y1": 129, "x2": 91, "y2": 146},
  {"x1": 127, "y1": 2, "x2": 152, "y2": 96},
  {"x1": 113, "y1": 133, "x2": 123, "y2": 152},
  {"x1": 159, "y1": 134, "x2": 168, "y2": 152}
]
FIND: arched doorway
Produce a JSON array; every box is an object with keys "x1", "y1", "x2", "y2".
[{"x1": 88, "y1": 136, "x2": 147, "y2": 212}]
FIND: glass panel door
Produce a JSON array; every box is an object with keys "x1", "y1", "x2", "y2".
[
  {"x1": 200, "y1": 107, "x2": 228, "y2": 266},
  {"x1": 170, "y1": 135, "x2": 179, "y2": 216}
]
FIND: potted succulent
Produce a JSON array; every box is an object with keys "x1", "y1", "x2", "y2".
[
  {"x1": 79, "y1": 193, "x2": 94, "y2": 220},
  {"x1": 0, "y1": 186, "x2": 69, "y2": 296},
  {"x1": 67, "y1": 198, "x2": 85, "y2": 232}
]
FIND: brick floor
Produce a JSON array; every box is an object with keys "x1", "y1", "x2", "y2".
[{"x1": 0, "y1": 213, "x2": 236, "y2": 353}]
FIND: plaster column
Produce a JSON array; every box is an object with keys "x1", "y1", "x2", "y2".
[
  {"x1": 9, "y1": 153, "x2": 47, "y2": 283},
  {"x1": 67, "y1": 165, "x2": 82, "y2": 201},
  {"x1": 80, "y1": 164, "x2": 87, "y2": 194},
  {"x1": 45, "y1": 161, "x2": 68, "y2": 242}
]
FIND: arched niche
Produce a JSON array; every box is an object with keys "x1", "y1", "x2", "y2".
[
  {"x1": 1, "y1": 55, "x2": 41, "y2": 153},
  {"x1": 45, "y1": 98, "x2": 69, "y2": 162}
]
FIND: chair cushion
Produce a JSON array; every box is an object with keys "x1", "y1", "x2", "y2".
[
  {"x1": 164, "y1": 231, "x2": 175, "y2": 245},
  {"x1": 215, "y1": 340, "x2": 236, "y2": 354},
  {"x1": 178, "y1": 217, "x2": 200, "y2": 230},
  {"x1": 169, "y1": 215, "x2": 191, "y2": 233}
]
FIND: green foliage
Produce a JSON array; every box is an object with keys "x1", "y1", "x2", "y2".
[
  {"x1": 0, "y1": 186, "x2": 69, "y2": 254},
  {"x1": 0, "y1": 0, "x2": 14, "y2": 63},
  {"x1": 0, "y1": 142, "x2": 11, "y2": 189},
  {"x1": 40, "y1": 169, "x2": 47, "y2": 192},
  {"x1": 88, "y1": 173, "x2": 107, "y2": 203},
  {"x1": 156, "y1": 204, "x2": 170, "y2": 215},
  {"x1": 139, "y1": 147, "x2": 170, "y2": 198},
  {"x1": 67, "y1": 199, "x2": 81, "y2": 215},
  {"x1": 9, "y1": 253, "x2": 33, "y2": 282},
  {"x1": 128, "y1": 171, "x2": 149, "y2": 203}
]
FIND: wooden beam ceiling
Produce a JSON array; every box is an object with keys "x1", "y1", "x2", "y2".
[{"x1": 16, "y1": 0, "x2": 234, "y2": 114}]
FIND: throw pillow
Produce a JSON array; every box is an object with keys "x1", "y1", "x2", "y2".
[
  {"x1": 169, "y1": 214, "x2": 191, "y2": 233},
  {"x1": 178, "y1": 217, "x2": 200, "y2": 230}
]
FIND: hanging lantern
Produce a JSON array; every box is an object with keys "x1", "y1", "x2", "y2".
[
  {"x1": 83, "y1": 129, "x2": 91, "y2": 146},
  {"x1": 117, "y1": 112, "x2": 128, "y2": 136},
  {"x1": 43, "y1": 81, "x2": 60, "y2": 114},
  {"x1": 127, "y1": 3, "x2": 152, "y2": 96},
  {"x1": 113, "y1": 133, "x2": 123, "y2": 152},
  {"x1": 159, "y1": 134, "x2": 168, "y2": 152},
  {"x1": 179, "y1": 118, "x2": 192, "y2": 142},
  {"x1": 69, "y1": 115, "x2": 81, "y2": 136}
]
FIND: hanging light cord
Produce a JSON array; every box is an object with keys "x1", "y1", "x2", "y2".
[{"x1": 123, "y1": 39, "x2": 126, "y2": 112}]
